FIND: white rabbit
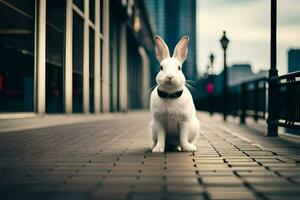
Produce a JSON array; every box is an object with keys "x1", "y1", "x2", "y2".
[{"x1": 150, "y1": 35, "x2": 200, "y2": 153}]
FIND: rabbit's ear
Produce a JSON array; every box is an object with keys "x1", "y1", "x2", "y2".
[
  {"x1": 154, "y1": 35, "x2": 170, "y2": 63},
  {"x1": 173, "y1": 36, "x2": 189, "y2": 63}
]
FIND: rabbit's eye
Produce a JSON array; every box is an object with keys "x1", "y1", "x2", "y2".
[
  {"x1": 178, "y1": 66, "x2": 181, "y2": 70},
  {"x1": 160, "y1": 66, "x2": 163, "y2": 71}
]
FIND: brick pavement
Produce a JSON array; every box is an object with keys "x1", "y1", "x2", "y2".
[{"x1": 0, "y1": 112, "x2": 300, "y2": 200}]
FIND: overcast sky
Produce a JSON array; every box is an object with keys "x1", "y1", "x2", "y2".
[{"x1": 196, "y1": 0, "x2": 300, "y2": 75}]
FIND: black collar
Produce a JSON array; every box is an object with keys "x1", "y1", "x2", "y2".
[{"x1": 157, "y1": 89, "x2": 183, "y2": 99}]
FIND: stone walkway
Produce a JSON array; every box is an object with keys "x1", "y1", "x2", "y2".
[{"x1": 0, "y1": 112, "x2": 300, "y2": 200}]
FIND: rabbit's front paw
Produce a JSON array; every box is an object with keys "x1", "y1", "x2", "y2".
[
  {"x1": 152, "y1": 144, "x2": 165, "y2": 153},
  {"x1": 181, "y1": 143, "x2": 197, "y2": 152}
]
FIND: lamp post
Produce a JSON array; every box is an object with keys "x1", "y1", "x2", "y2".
[
  {"x1": 209, "y1": 53, "x2": 215, "y2": 75},
  {"x1": 220, "y1": 31, "x2": 230, "y2": 121},
  {"x1": 267, "y1": 0, "x2": 278, "y2": 136},
  {"x1": 207, "y1": 53, "x2": 215, "y2": 115}
]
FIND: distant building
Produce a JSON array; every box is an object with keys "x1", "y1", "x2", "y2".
[
  {"x1": 213, "y1": 64, "x2": 268, "y2": 95},
  {"x1": 145, "y1": 0, "x2": 198, "y2": 81},
  {"x1": 286, "y1": 49, "x2": 300, "y2": 135},
  {"x1": 144, "y1": 0, "x2": 166, "y2": 39},
  {"x1": 288, "y1": 49, "x2": 300, "y2": 72}
]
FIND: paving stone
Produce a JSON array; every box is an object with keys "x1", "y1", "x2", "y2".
[
  {"x1": 201, "y1": 176, "x2": 244, "y2": 187},
  {"x1": 90, "y1": 186, "x2": 131, "y2": 200},
  {"x1": 166, "y1": 185, "x2": 205, "y2": 193},
  {"x1": 164, "y1": 170, "x2": 197, "y2": 177},
  {"x1": 132, "y1": 185, "x2": 163, "y2": 192},
  {"x1": 196, "y1": 163, "x2": 230, "y2": 170},
  {"x1": 235, "y1": 170, "x2": 277, "y2": 177},
  {"x1": 227, "y1": 162, "x2": 260, "y2": 167},
  {"x1": 264, "y1": 194, "x2": 300, "y2": 200},
  {"x1": 241, "y1": 176, "x2": 292, "y2": 186},
  {"x1": 0, "y1": 192, "x2": 47, "y2": 200},
  {"x1": 251, "y1": 185, "x2": 300, "y2": 193},
  {"x1": 229, "y1": 166, "x2": 266, "y2": 171},
  {"x1": 196, "y1": 170, "x2": 234, "y2": 176},
  {"x1": 138, "y1": 176, "x2": 165, "y2": 185},
  {"x1": 207, "y1": 187, "x2": 256, "y2": 200},
  {"x1": 290, "y1": 177, "x2": 300, "y2": 184},
  {"x1": 127, "y1": 192, "x2": 165, "y2": 200},
  {"x1": 224, "y1": 158, "x2": 253, "y2": 162},
  {"x1": 44, "y1": 192, "x2": 89, "y2": 200},
  {"x1": 276, "y1": 170, "x2": 300, "y2": 177},
  {"x1": 164, "y1": 193, "x2": 206, "y2": 200},
  {"x1": 244, "y1": 151, "x2": 274, "y2": 156},
  {"x1": 262, "y1": 163, "x2": 299, "y2": 168},
  {"x1": 1, "y1": 112, "x2": 300, "y2": 199},
  {"x1": 165, "y1": 176, "x2": 199, "y2": 186}
]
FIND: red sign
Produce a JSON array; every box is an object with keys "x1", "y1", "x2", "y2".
[{"x1": 206, "y1": 83, "x2": 214, "y2": 94}]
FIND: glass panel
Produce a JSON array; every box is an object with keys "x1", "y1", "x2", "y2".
[
  {"x1": 100, "y1": 0, "x2": 103, "y2": 34},
  {"x1": 0, "y1": 0, "x2": 35, "y2": 112},
  {"x1": 127, "y1": 33, "x2": 142, "y2": 109},
  {"x1": 89, "y1": 0, "x2": 95, "y2": 23},
  {"x1": 89, "y1": 28, "x2": 94, "y2": 112},
  {"x1": 73, "y1": 13, "x2": 84, "y2": 113},
  {"x1": 46, "y1": 0, "x2": 65, "y2": 113},
  {"x1": 73, "y1": 0, "x2": 84, "y2": 11},
  {"x1": 100, "y1": 39, "x2": 103, "y2": 111},
  {"x1": 109, "y1": 20, "x2": 119, "y2": 112},
  {"x1": 3, "y1": 0, "x2": 35, "y2": 15}
]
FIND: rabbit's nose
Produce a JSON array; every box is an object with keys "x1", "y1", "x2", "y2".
[{"x1": 166, "y1": 76, "x2": 173, "y2": 81}]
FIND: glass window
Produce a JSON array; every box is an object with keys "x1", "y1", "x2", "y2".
[
  {"x1": 46, "y1": 0, "x2": 66, "y2": 113},
  {"x1": 100, "y1": 39, "x2": 103, "y2": 111},
  {"x1": 73, "y1": 13, "x2": 84, "y2": 113},
  {"x1": 0, "y1": 0, "x2": 35, "y2": 112},
  {"x1": 127, "y1": 33, "x2": 142, "y2": 109},
  {"x1": 89, "y1": 28, "x2": 94, "y2": 112},
  {"x1": 3, "y1": 0, "x2": 35, "y2": 15},
  {"x1": 89, "y1": 0, "x2": 95, "y2": 23},
  {"x1": 100, "y1": 0, "x2": 103, "y2": 34},
  {"x1": 109, "y1": 20, "x2": 119, "y2": 112},
  {"x1": 73, "y1": 0, "x2": 84, "y2": 11}
]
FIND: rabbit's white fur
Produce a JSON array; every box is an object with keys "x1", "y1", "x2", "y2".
[{"x1": 150, "y1": 35, "x2": 200, "y2": 152}]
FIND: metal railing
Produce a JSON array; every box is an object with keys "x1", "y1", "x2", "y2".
[
  {"x1": 196, "y1": 70, "x2": 300, "y2": 136},
  {"x1": 274, "y1": 71, "x2": 300, "y2": 129}
]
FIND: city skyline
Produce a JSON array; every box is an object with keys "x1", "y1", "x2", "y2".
[{"x1": 197, "y1": 0, "x2": 300, "y2": 76}]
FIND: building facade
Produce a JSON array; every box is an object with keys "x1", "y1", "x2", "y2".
[
  {"x1": 0, "y1": 0, "x2": 154, "y2": 115},
  {"x1": 288, "y1": 49, "x2": 300, "y2": 73},
  {"x1": 145, "y1": 0, "x2": 198, "y2": 81}
]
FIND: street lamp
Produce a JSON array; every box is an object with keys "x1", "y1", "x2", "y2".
[
  {"x1": 220, "y1": 31, "x2": 230, "y2": 121},
  {"x1": 267, "y1": 0, "x2": 278, "y2": 136},
  {"x1": 209, "y1": 53, "x2": 215, "y2": 75},
  {"x1": 207, "y1": 53, "x2": 215, "y2": 116}
]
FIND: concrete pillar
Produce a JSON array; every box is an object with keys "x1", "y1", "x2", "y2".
[
  {"x1": 64, "y1": 0, "x2": 73, "y2": 114},
  {"x1": 35, "y1": 0, "x2": 46, "y2": 114},
  {"x1": 139, "y1": 47, "x2": 150, "y2": 108},
  {"x1": 94, "y1": 0, "x2": 101, "y2": 113},
  {"x1": 102, "y1": 0, "x2": 110, "y2": 112},
  {"x1": 83, "y1": 0, "x2": 90, "y2": 113},
  {"x1": 119, "y1": 23, "x2": 127, "y2": 112}
]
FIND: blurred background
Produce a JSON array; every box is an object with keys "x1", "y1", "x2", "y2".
[{"x1": 0, "y1": 0, "x2": 299, "y2": 119}]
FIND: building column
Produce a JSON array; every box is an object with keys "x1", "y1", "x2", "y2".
[
  {"x1": 35, "y1": 0, "x2": 46, "y2": 114},
  {"x1": 94, "y1": 0, "x2": 101, "y2": 113},
  {"x1": 139, "y1": 47, "x2": 150, "y2": 108},
  {"x1": 119, "y1": 23, "x2": 127, "y2": 112},
  {"x1": 64, "y1": 0, "x2": 73, "y2": 114},
  {"x1": 83, "y1": 0, "x2": 90, "y2": 113},
  {"x1": 102, "y1": 0, "x2": 110, "y2": 112}
]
